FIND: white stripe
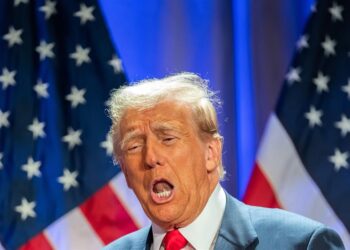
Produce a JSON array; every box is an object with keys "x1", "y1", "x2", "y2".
[
  {"x1": 44, "y1": 208, "x2": 104, "y2": 250},
  {"x1": 257, "y1": 113, "x2": 350, "y2": 248},
  {"x1": 0, "y1": 242, "x2": 4, "y2": 250},
  {"x1": 109, "y1": 172, "x2": 150, "y2": 228}
]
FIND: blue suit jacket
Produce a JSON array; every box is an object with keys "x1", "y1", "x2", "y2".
[{"x1": 103, "y1": 192, "x2": 344, "y2": 250}]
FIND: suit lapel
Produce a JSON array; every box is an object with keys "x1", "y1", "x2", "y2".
[
  {"x1": 215, "y1": 192, "x2": 258, "y2": 250},
  {"x1": 144, "y1": 227, "x2": 153, "y2": 250}
]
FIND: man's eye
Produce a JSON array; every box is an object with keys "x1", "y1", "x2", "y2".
[
  {"x1": 163, "y1": 137, "x2": 176, "y2": 144},
  {"x1": 127, "y1": 144, "x2": 141, "y2": 152}
]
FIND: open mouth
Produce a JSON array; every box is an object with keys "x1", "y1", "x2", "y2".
[{"x1": 150, "y1": 179, "x2": 174, "y2": 203}]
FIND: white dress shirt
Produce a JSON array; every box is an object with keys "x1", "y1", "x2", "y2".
[{"x1": 151, "y1": 184, "x2": 226, "y2": 250}]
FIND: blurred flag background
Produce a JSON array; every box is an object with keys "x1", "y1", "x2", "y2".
[
  {"x1": 0, "y1": 0, "x2": 148, "y2": 249},
  {"x1": 244, "y1": 0, "x2": 350, "y2": 248},
  {"x1": 1, "y1": 0, "x2": 349, "y2": 249}
]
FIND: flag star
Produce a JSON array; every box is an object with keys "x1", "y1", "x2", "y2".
[
  {"x1": 329, "y1": 148, "x2": 349, "y2": 171},
  {"x1": 14, "y1": 0, "x2": 29, "y2": 6},
  {"x1": 108, "y1": 55, "x2": 123, "y2": 73},
  {"x1": 0, "y1": 110, "x2": 10, "y2": 129},
  {"x1": 311, "y1": 3, "x2": 317, "y2": 13},
  {"x1": 305, "y1": 106, "x2": 323, "y2": 128},
  {"x1": 69, "y1": 45, "x2": 91, "y2": 66},
  {"x1": 0, "y1": 67, "x2": 16, "y2": 89},
  {"x1": 15, "y1": 198, "x2": 36, "y2": 220},
  {"x1": 3, "y1": 26, "x2": 23, "y2": 47},
  {"x1": 21, "y1": 157, "x2": 42, "y2": 179},
  {"x1": 35, "y1": 40, "x2": 55, "y2": 60},
  {"x1": 321, "y1": 36, "x2": 336, "y2": 56},
  {"x1": 335, "y1": 114, "x2": 350, "y2": 137},
  {"x1": 34, "y1": 79, "x2": 49, "y2": 98},
  {"x1": 74, "y1": 3, "x2": 95, "y2": 25},
  {"x1": 285, "y1": 67, "x2": 301, "y2": 85},
  {"x1": 58, "y1": 168, "x2": 79, "y2": 191},
  {"x1": 0, "y1": 152, "x2": 3, "y2": 169},
  {"x1": 100, "y1": 134, "x2": 113, "y2": 156},
  {"x1": 28, "y1": 118, "x2": 46, "y2": 139},
  {"x1": 329, "y1": 2, "x2": 343, "y2": 22},
  {"x1": 313, "y1": 72, "x2": 329, "y2": 93},
  {"x1": 341, "y1": 79, "x2": 350, "y2": 99},
  {"x1": 66, "y1": 86, "x2": 86, "y2": 108},
  {"x1": 62, "y1": 127, "x2": 82, "y2": 150},
  {"x1": 296, "y1": 35, "x2": 309, "y2": 51},
  {"x1": 39, "y1": 0, "x2": 57, "y2": 19}
]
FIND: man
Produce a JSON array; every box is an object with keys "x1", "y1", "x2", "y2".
[{"x1": 104, "y1": 72, "x2": 344, "y2": 249}]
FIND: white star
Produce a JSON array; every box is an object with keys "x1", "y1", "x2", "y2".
[
  {"x1": 311, "y1": 3, "x2": 317, "y2": 13},
  {"x1": 21, "y1": 157, "x2": 42, "y2": 179},
  {"x1": 321, "y1": 36, "x2": 336, "y2": 56},
  {"x1": 313, "y1": 72, "x2": 329, "y2": 93},
  {"x1": 108, "y1": 55, "x2": 123, "y2": 73},
  {"x1": 0, "y1": 153, "x2": 3, "y2": 169},
  {"x1": 329, "y1": 2, "x2": 343, "y2": 22},
  {"x1": 305, "y1": 106, "x2": 323, "y2": 128},
  {"x1": 62, "y1": 127, "x2": 82, "y2": 150},
  {"x1": 28, "y1": 118, "x2": 46, "y2": 139},
  {"x1": 0, "y1": 67, "x2": 16, "y2": 89},
  {"x1": 100, "y1": 134, "x2": 113, "y2": 156},
  {"x1": 341, "y1": 79, "x2": 350, "y2": 99},
  {"x1": 58, "y1": 168, "x2": 79, "y2": 191},
  {"x1": 36, "y1": 40, "x2": 55, "y2": 60},
  {"x1": 14, "y1": 0, "x2": 29, "y2": 6},
  {"x1": 0, "y1": 110, "x2": 10, "y2": 129},
  {"x1": 296, "y1": 35, "x2": 309, "y2": 51},
  {"x1": 3, "y1": 26, "x2": 23, "y2": 47},
  {"x1": 335, "y1": 114, "x2": 350, "y2": 137},
  {"x1": 33, "y1": 79, "x2": 49, "y2": 98},
  {"x1": 74, "y1": 3, "x2": 95, "y2": 25},
  {"x1": 285, "y1": 67, "x2": 301, "y2": 85},
  {"x1": 69, "y1": 45, "x2": 91, "y2": 66},
  {"x1": 39, "y1": 0, "x2": 57, "y2": 19},
  {"x1": 329, "y1": 148, "x2": 349, "y2": 171},
  {"x1": 66, "y1": 86, "x2": 86, "y2": 108},
  {"x1": 15, "y1": 198, "x2": 36, "y2": 220}
]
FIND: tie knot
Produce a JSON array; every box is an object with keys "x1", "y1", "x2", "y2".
[{"x1": 162, "y1": 229, "x2": 188, "y2": 250}]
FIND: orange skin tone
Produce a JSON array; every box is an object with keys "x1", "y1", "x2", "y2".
[{"x1": 116, "y1": 101, "x2": 221, "y2": 230}]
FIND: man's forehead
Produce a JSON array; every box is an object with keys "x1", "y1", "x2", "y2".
[
  {"x1": 122, "y1": 119, "x2": 187, "y2": 133},
  {"x1": 119, "y1": 106, "x2": 197, "y2": 138}
]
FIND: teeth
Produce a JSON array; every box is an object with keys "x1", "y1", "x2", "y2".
[{"x1": 156, "y1": 190, "x2": 171, "y2": 198}]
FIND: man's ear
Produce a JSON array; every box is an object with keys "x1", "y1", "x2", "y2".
[{"x1": 205, "y1": 138, "x2": 222, "y2": 173}]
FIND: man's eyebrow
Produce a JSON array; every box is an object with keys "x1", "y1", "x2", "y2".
[
  {"x1": 120, "y1": 130, "x2": 143, "y2": 150},
  {"x1": 151, "y1": 121, "x2": 183, "y2": 132}
]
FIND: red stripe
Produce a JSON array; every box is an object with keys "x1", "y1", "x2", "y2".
[
  {"x1": 80, "y1": 184, "x2": 139, "y2": 245},
  {"x1": 243, "y1": 163, "x2": 282, "y2": 208},
  {"x1": 20, "y1": 233, "x2": 53, "y2": 250}
]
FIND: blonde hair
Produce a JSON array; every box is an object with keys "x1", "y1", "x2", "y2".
[{"x1": 107, "y1": 72, "x2": 225, "y2": 178}]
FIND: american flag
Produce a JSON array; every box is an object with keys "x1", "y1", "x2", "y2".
[
  {"x1": 244, "y1": 0, "x2": 350, "y2": 248},
  {"x1": 0, "y1": 0, "x2": 148, "y2": 249}
]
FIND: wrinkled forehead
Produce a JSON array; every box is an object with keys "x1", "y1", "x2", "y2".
[{"x1": 117, "y1": 101, "x2": 198, "y2": 136}]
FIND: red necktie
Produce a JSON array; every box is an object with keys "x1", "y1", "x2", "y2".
[{"x1": 162, "y1": 229, "x2": 188, "y2": 250}]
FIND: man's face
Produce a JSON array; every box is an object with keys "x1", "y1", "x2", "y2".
[{"x1": 116, "y1": 101, "x2": 220, "y2": 230}]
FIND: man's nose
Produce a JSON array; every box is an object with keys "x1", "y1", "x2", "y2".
[{"x1": 144, "y1": 140, "x2": 164, "y2": 168}]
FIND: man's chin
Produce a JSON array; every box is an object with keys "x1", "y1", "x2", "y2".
[{"x1": 147, "y1": 206, "x2": 186, "y2": 230}]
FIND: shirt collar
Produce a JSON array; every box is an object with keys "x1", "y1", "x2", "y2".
[{"x1": 151, "y1": 184, "x2": 226, "y2": 250}]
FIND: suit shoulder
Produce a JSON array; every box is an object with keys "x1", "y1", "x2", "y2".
[
  {"x1": 103, "y1": 227, "x2": 151, "y2": 250},
  {"x1": 246, "y1": 205, "x2": 344, "y2": 249},
  {"x1": 247, "y1": 205, "x2": 322, "y2": 231}
]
